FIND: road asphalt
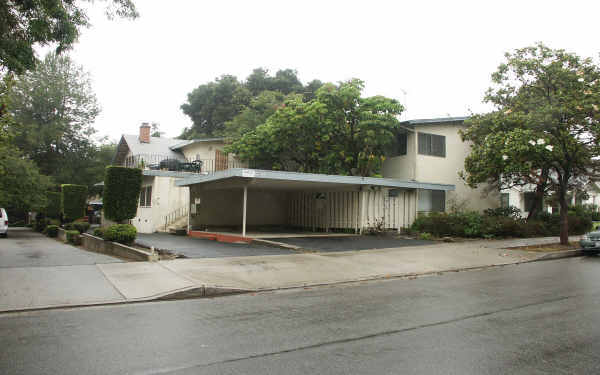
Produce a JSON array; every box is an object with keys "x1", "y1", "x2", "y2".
[{"x1": 1, "y1": 257, "x2": 599, "y2": 374}]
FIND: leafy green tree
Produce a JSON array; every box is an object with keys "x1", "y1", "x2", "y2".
[
  {"x1": 61, "y1": 184, "x2": 87, "y2": 222},
  {"x1": 180, "y1": 75, "x2": 250, "y2": 137},
  {"x1": 0, "y1": 0, "x2": 138, "y2": 73},
  {"x1": 461, "y1": 43, "x2": 600, "y2": 244},
  {"x1": 224, "y1": 90, "x2": 285, "y2": 138},
  {"x1": 9, "y1": 52, "x2": 100, "y2": 182},
  {"x1": 103, "y1": 166, "x2": 142, "y2": 223},
  {"x1": 0, "y1": 74, "x2": 52, "y2": 220},
  {"x1": 227, "y1": 79, "x2": 403, "y2": 176}
]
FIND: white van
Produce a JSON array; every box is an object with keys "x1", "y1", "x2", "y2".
[{"x1": 0, "y1": 208, "x2": 7, "y2": 237}]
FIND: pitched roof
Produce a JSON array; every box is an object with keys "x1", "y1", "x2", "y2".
[
  {"x1": 169, "y1": 137, "x2": 226, "y2": 150},
  {"x1": 114, "y1": 135, "x2": 185, "y2": 164}
]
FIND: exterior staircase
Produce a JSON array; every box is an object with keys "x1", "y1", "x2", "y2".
[{"x1": 159, "y1": 206, "x2": 188, "y2": 234}]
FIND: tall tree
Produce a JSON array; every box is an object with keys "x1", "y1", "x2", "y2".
[
  {"x1": 0, "y1": 0, "x2": 138, "y2": 74},
  {"x1": 180, "y1": 75, "x2": 250, "y2": 137},
  {"x1": 227, "y1": 79, "x2": 403, "y2": 176},
  {"x1": 461, "y1": 43, "x2": 600, "y2": 244},
  {"x1": 9, "y1": 52, "x2": 100, "y2": 183},
  {"x1": 223, "y1": 90, "x2": 285, "y2": 138}
]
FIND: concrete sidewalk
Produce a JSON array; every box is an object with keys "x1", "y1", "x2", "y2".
[{"x1": 0, "y1": 236, "x2": 583, "y2": 312}]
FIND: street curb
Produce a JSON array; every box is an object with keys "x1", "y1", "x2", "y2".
[{"x1": 0, "y1": 250, "x2": 589, "y2": 315}]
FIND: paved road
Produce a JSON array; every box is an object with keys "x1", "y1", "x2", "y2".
[
  {"x1": 1, "y1": 256, "x2": 600, "y2": 374},
  {"x1": 0, "y1": 228, "x2": 122, "y2": 267},
  {"x1": 136, "y1": 232, "x2": 295, "y2": 258}
]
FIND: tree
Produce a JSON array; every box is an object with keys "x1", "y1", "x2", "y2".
[
  {"x1": 461, "y1": 43, "x2": 600, "y2": 244},
  {"x1": 1, "y1": 0, "x2": 138, "y2": 74},
  {"x1": 180, "y1": 75, "x2": 250, "y2": 137},
  {"x1": 223, "y1": 90, "x2": 285, "y2": 138},
  {"x1": 0, "y1": 74, "x2": 52, "y2": 220},
  {"x1": 9, "y1": 52, "x2": 100, "y2": 182},
  {"x1": 227, "y1": 79, "x2": 403, "y2": 176},
  {"x1": 61, "y1": 184, "x2": 88, "y2": 222}
]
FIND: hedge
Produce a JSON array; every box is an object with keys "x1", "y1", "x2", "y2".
[
  {"x1": 61, "y1": 184, "x2": 88, "y2": 222},
  {"x1": 46, "y1": 225, "x2": 59, "y2": 238},
  {"x1": 103, "y1": 224, "x2": 137, "y2": 245},
  {"x1": 46, "y1": 192, "x2": 61, "y2": 219},
  {"x1": 103, "y1": 166, "x2": 142, "y2": 222},
  {"x1": 73, "y1": 221, "x2": 90, "y2": 234},
  {"x1": 66, "y1": 230, "x2": 81, "y2": 245}
]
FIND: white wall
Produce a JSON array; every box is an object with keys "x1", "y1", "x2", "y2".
[
  {"x1": 387, "y1": 123, "x2": 500, "y2": 212},
  {"x1": 131, "y1": 176, "x2": 189, "y2": 233},
  {"x1": 382, "y1": 132, "x2": 416, "y2": 180}
]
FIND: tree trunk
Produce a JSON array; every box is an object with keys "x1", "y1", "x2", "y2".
[{"x1": 558, "y1": 188, "x2": 569, "y2": 245}]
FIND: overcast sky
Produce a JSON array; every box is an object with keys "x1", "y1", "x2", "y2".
[{"x1": 68, "y1": 0, "x2": 600, "y2": 141}]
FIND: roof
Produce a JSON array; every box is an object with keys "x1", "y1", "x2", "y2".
[
  {"x1": 114, "y1": 135, "x2": 185, "y2": 164},
  {"x1": 169, "y1": 137, "x2": 226, "y2": 151},
  {"x1": 401, "y1": 116, "x2": 468, "y2": 126},
  {"x1": 176, "y1": 168, "x2": 455, "y2": 191}
]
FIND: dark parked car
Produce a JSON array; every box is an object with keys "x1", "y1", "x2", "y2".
[{"x1": 580, "y1": 230, "x2": 600, "y2": 253}]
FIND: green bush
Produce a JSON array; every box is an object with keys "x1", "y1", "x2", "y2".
[
  {"x1": 73, "y1": 221, "x2": 90, "y2": 234},
  {"x1": 103, "y1": 167, "x2": 142, "y2": 222},
  {"x1": 35, "y1": 216, "x2": 50, "y2": 232},
  {"x1": 46, "y1": 225, "x2": 59, "y2": 238},
  {"x1": 63, "y1": 222, "x2": 74, "y2": 230},
  {"x1": 45, "y1": 192, "x2": 61, "y2": 219},
  {"x1": 483, "y1": 206, "x2": 521, "y2": 219},
  {"x1": 66, "y1": 230, "x2": 81, "y2": 245},
  {"x1": 93, "y1": 227, "x2": 105, "y2": 238},
  {"x1": 61, "y1": 184, "x2": 88, "y2": 222},
  {"x1": 103, "y1": 224, "x2": 137, "y2": 245}
]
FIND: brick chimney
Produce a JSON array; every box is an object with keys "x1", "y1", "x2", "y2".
[{"x1": 139, "y1": 122, "x2": 151, "y2": 143}]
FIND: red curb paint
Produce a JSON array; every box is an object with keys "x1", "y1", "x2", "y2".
[{"x1": 188, "y1": 231, "x2": 252, "y2": 244}]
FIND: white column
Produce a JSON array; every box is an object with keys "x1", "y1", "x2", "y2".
[{"x1": 242, "y1": 186, "x2": 247, "y2": 237}]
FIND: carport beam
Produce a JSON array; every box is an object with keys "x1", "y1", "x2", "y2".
[{"x1": 242, "y1": 186, "x2": 247, "y2": 237}]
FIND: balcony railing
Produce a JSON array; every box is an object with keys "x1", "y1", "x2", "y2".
[{"x1": 122, "y1": 153, "x2": 246, "y2": 174}]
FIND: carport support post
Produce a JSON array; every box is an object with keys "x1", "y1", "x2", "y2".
[{"x1": 242, "y1": 186, "x2": 247, "y2": 237}]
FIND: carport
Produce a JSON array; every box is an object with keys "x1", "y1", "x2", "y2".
[{"x1": 176, "y1": 169, "x2": 454, "y2": 240}]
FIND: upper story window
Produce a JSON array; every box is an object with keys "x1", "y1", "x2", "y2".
[
  {"x1": 139, "y1": 186, "x2": 152, "y2": 207},
  {"x1": 418, "y1": 132, "x2": 446, "y2": 157},
  {"x1": 389, "y1": 133, "x2": 408, "y2": 157}
]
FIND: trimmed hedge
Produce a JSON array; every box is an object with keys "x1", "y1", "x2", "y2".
[
  {"x1": 103, "y1": 166, "x2": 142, "y2": 222},
  {"x1": 412, "y1": 211, "x2": 592, "y2": 238},
  {"x1": 93, "y1": 227, "x2": 105, "y2": 238},
  {"x1": 46, "y1": 225, "x2": 59, "y2": 237},
  {"x1": 73, "y1": 221, "x2": 90, "y2": 234},
  {"x1": 66, "y1": 230, "x2": 81, "y2": 245},
  {"x1": 46, "y1": 192, "x2": 61, "y2": 219},
  {"x1": 103, "y1": 224, "x2": 137, "y2": 245},
  {"x1": 61, "y1": 184, "x2": 88, "y2": 222}
]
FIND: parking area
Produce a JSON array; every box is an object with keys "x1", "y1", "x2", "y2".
[
  {"x1": 136, "y1": 232, "x2": 434, "y2": 258},
  {"x1": 268, "y1": 235, "x2": 434, "y2": 252},
  {"x1": 0, "y1": 228, "x2": 123, "y2": 268},
  {"x1": 135, "y1": 233, "x2": 296, "y2": 258}
]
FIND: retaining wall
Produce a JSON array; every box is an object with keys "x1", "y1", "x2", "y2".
[{"x1": 80, "y1": 233, "x2": 158, "y2": 261}]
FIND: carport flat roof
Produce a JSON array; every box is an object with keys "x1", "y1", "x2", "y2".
[{"x1": 175, "y1": 168, "x2": 455, "y2": 191}]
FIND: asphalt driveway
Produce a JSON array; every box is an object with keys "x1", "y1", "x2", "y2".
[
  {"x1": 0, "y1": 228, "x2": 122, "y2": 267},
  {"x1": 135, "y1": 233, "x2": 295, "y2": 258},
  {"x1": 268, "y1": 235, "x2": 435, "y2": 252}
]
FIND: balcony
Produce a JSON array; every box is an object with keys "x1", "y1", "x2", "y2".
[{"x1": 122, "y1": 154, "x2": 245, "y2": 174}]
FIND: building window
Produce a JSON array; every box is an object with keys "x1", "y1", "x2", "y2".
[
  {"x1": 523, "y1": 192, "x2": 535, "y2": 212},
  {"x1": 139, "y1": 186, "x2": 152, "y2": 207},
  {"x1": 418, "y1": 189, "x2": 446, "y2": 212},
  {"x1": 418, "y1": 132, "x2": 446, "y2": 157},
  {"x1": 392, "y1": 133, "x2": 408, "y2": 156},
  {"x1": 500, "y1": 193, "x2": 510, "y2": 208}
]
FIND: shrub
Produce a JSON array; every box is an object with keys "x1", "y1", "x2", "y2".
[
  {"x1": 61, "y1": 184, "x2": 88, "y2": 222},
  {"x1": 35, "y1": 217, "x2": 51, "y2": 232},
  {"x1": 73, "y1": 221, "x2": 90, "y2": 234},
  {"x1": 418, "y1": 232, "x2": 433, "y2": 240},
  {"x1": 46, "y1": 225, "x2": 59, "y2": 237},
  {"x1": 483, "y1": 206, "x2": 521, "y2": 219},
  {"x1": 93, "y1": 227, "x2": 105, "y2": 238},
  {"x1": 103, "y1": 224, "x2": 137, "y2": 245},
  {"x1": 103, "y1": 166, "x2": 142, "y2": 222},
  {"x1": 66, "y1": 230, "x2": 81, "y2": 245},
  {"x1": 63, "y1": 222, "x2": 75, "y2": 231},
  {"x1": 45, "y1": 192, "x2": 61, "y2": 219}
]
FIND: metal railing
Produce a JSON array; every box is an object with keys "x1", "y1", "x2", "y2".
[
  {"x1": 164, "y1": 206, "x2": 188, "y2": 231},
  {"x1": 122, "y1": 154, "x2": 246, "y2": 174}
]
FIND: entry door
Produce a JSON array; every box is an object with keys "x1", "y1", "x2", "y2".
[{"x1": 215, "y1": 149, "x2": 228, "y2": 171}]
